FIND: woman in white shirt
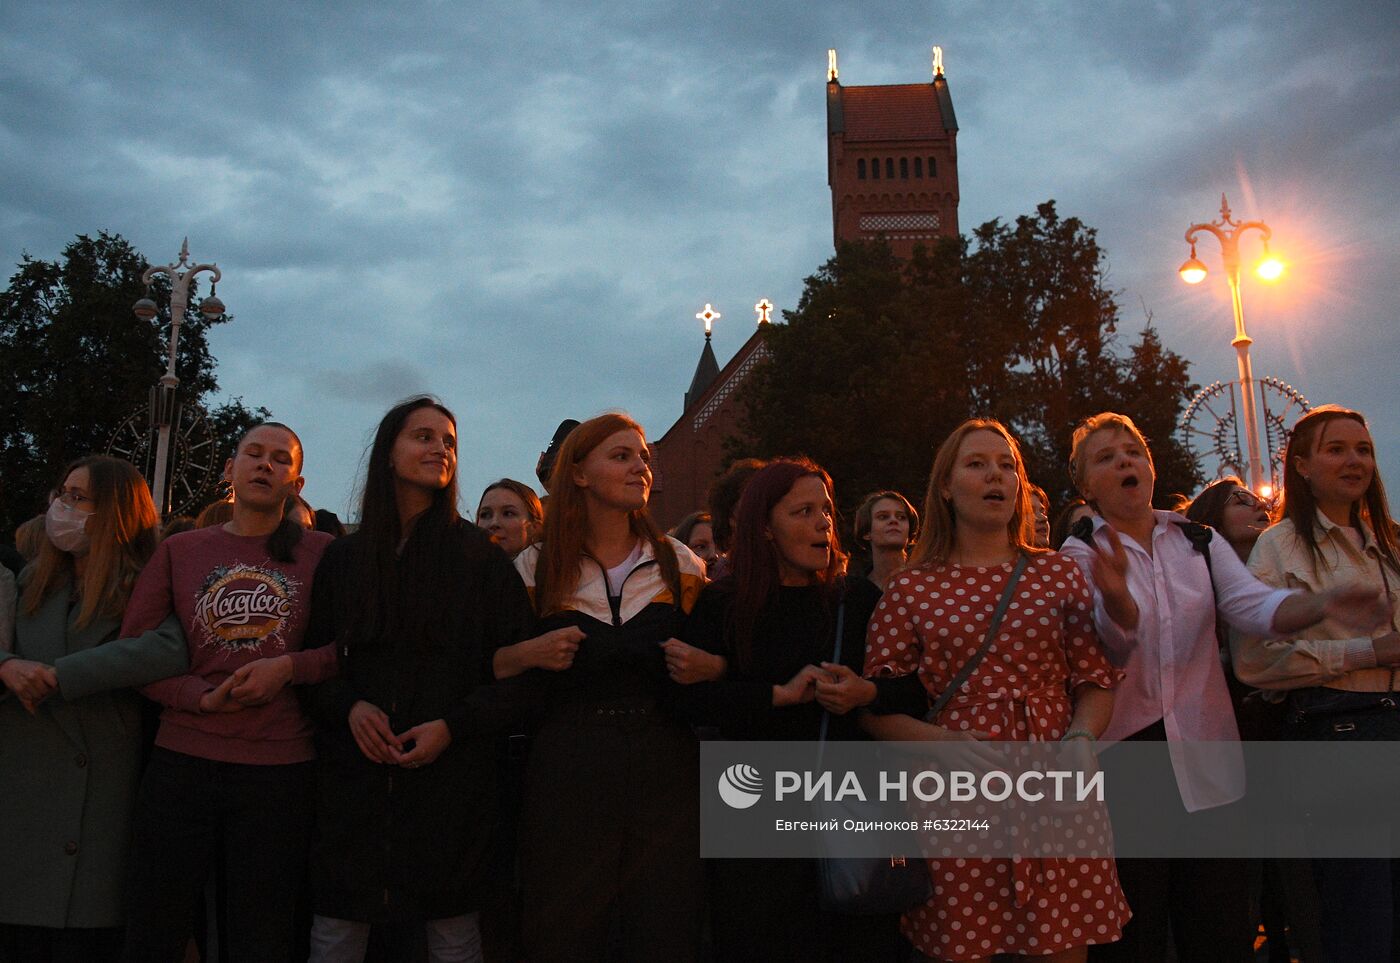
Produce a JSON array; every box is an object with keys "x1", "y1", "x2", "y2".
[{"x1": 1059, "y1": 412, "x2": 1386, "y2": 963}]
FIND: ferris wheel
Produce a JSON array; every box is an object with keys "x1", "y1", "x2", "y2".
[
  {"x1": 1179, "y1": 376, "x2": 1310, "y2": 492},
  {"x1": 107, "y1": 397, "x2": 220, "y2": 517}
]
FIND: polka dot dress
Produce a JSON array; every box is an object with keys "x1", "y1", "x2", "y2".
[{"x1": 864, "y1": 554, "x2": 1130, "y2": 960}]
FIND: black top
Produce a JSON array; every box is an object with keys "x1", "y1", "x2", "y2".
[
  {"x1": 679, "y1": 578, "x2": 879, "y2": 741},
  {"x1": 302, "y1": 517, "x2": 535, "y2": 922}
]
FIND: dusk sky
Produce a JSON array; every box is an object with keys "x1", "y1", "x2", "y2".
[{"x1": 3, "y1": 1, "x2": 1396, "y2": 517}]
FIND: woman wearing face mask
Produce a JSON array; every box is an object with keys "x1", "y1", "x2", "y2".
[
  {"x1": 676, "y1": 459, "x2": 902, "y2": 962},
  {"x1": 1059, "y1": 412, "x2": 1388, "y2": 963},
  {"x1": 0, "y1": 457, "x2": 187, "y2": 963},
  {"x1": 475, "y1": 478, "x2": 543, "y2": 559},
  {"x1": 513, "y1": 413, "x2": 708, "y2": 962},
  {"x1": 1233, "y1": 405, "x2": 1400, "y2": 961},
  {"x1": 118, "y1": 423, "x2": 336, "y2": 962},
  {"x1": 303, "y1": 398, "x2": 535, "y2": 963},
  {"x1": 861, "y1": 421, "x2": 1128, "y2": 963}
]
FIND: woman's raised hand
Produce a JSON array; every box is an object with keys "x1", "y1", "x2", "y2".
[{"x1": 1089, "y1": 525, "x2": 1139, "y2": 631}]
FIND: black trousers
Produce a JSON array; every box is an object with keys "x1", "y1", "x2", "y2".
[
  {"x1": 121, "y1": 748, "x2": 314, "y2": 963},
  {"x1": 1090, "y1": 722, "x2": 1252, "y2": 963},
  {"x1": 520, "y1": 709, "x2": 702, "y2": 963},
  {"x1": 0, "y1": 924, "x2": 122, "y2": 963}
]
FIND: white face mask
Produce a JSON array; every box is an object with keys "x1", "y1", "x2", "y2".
[{"x1": 46, "y1": 498, "x2": 93, "y2": 556}]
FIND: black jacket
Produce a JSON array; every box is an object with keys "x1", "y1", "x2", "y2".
[{"x1": 302, "y1": 518, "x2": 534, "y2": 922}]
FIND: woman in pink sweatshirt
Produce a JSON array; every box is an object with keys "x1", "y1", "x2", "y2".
[{"x1": 119, "y1": 423, "x2": 335, "y2": 962}]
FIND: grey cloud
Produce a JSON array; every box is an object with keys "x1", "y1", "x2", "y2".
[{"x1": 310, "y1": 359, "x2": 431, "y2": 403}]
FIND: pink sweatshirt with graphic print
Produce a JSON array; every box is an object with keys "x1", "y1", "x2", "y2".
[{"x1": 124, "y1": 525, "x2": 335, "y2": 765}]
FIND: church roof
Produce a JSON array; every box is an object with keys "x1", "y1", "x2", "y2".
[
  {"x1": 684, "y1": 338, "x2": 721, "y2": 411},
  {"x1": 837, "y1": 80, "x2": 956, "y2": 141}
]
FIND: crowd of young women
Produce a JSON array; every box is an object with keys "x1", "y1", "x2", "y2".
[{"x1": 0, "y1": 398, "x2": 1396, "y2": 963}]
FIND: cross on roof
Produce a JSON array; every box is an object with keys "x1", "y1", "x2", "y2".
[
  {"x1": 754, "y1": 298, "x2": 773, "y2": 325},
  {"x1": 696, "y1": 303, "x2": 720, "y2": 338}
]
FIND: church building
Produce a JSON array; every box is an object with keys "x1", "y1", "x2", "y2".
[{"x1": 648, "y1": 50, "x2": 959, "y2": 530}]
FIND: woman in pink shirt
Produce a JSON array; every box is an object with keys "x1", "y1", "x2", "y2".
[
  {"x1": 1060, "y1": 412, "x2": 1386, "y2": 963},
  {"x1": 119, "y1": 423, "x2": 334, "y2": 962}
]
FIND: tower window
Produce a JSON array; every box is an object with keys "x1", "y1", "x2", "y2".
[
  {"x1": 871, "y1": 157, "x2": 880, "y2": 180},
  {"x1": 857, "y1": 159, "x2": 866, "y2": 179},
  {"x1": 927, "y1": 157, "x2": 938, "y2": 178},
  {"x1": 899, "y1": 157, "x2": 909, "y2": 179},
  {"x1": 914, "y1": 157, "x2": 923, "y2": 178},
  {"x1": 885, "y1": 158, "x2": 895, "y2": 179}
]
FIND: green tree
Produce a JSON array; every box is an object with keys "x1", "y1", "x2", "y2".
[
  {"x1": 731, "y1": 201, "x2": 1200, "y2": 521},
  {"x1": 0, "y1": 232, "x2": 266, "y2": 535}
]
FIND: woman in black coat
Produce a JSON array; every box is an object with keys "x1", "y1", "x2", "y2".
[{"x1": 303, "y1": 397, "x2": 535, "y2": 961}]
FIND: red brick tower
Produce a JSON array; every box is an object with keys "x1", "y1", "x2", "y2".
[{"x1": 826, "y1": 47, "x2": 960, "y2": 257}]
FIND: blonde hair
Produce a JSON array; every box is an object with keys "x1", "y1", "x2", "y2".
[
  {"x1": 1068, "y1": 412, "x2": 1154, "y2": 495},
  {"x1": 22, "y1": 456, "x2": 159, "y2": 628},
  {"x1": 907, "y1": 420, "x2": 1048, "y2": 569}
]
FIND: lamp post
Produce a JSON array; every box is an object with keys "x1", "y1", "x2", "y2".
[
  {"x1": 132, "y1": 238, "x2": 225, "y2": 516},
  {"x1": 1179, "y1": 194, "x2": 1284, "y2": 493}
]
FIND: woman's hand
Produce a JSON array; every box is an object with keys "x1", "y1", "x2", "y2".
[
  {"x1": 1089, "y1": 525, "x2": 1138, "y2": 631},
  {"x1": 349, "y1": 700, "x2": 403, "y2": 764},
  {"x1": 1321, "y1": 585, "x2": 1393, "y2": 633},
  {"x1": 660, "y1": 639, "x2": 726, "y2": 684},
  {"x1": 495, "y1": 627, "x2": 585, "y2": 677},
  {"x1": 0, "y1": 658, "x2": 58, "y2": 714},
  {"x1": 395, "y1": 719, "x2": 452, "y2": 769},
  {"x1": 772, "y1": 665, "x2": 824, "y2": 707},
  {"x1": 228, "y1": 655, "x2": 294, "y2": 706},
  {"x1": 198, "y1": 674, "x2": 247, "y2": 714},
  {"x1": 814, "y1": 663, "x2": 877, "y2": 715}
]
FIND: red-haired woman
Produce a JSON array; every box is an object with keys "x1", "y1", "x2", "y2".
[
  {"x1": 513, "y1": 413, "x2": 708, "y2": 961},
  {"x1": 1235, "y1": 405, "x2": 1400, "y2": 961},
  {"x1": 862, "y1": 420, "x2": 1129, "y2": 963},
  {"x1": 0, "y1": 457, "x2": 186, "y2": 962},
  {"x1": 677, "y1": 458, "x2": 901, "y2": 961}
]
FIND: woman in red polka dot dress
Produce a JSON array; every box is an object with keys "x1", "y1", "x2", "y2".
[{"x1": 862, "y1": 420, "x2": 1130, "y2": 962}]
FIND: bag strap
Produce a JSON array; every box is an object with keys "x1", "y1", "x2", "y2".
[
  {"x1": 926, "y1": 554, "x2": 1029, "y2": 723},
  {"x1": 817, "y1": 593, "x2": 848, "y2": 746},
  {"x1": 1072, "y1": 516, "x2": 1218, "y2": 600}
]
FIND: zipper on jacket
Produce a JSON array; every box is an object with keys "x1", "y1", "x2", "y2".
[{"x1": 590, "y1": 555, "x2": 658, "y2": 627}]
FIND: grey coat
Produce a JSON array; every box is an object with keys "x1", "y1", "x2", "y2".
[{"x1": 0, "y1": 584, "x2": 185, "y2": 928}]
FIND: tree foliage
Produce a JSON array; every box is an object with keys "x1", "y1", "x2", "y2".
[
  {"x1": 731, "y1": 201, "x2": 1200, "y2": 518},
  {"x1": 0, "y1": 232, "x2": 266, "y2": 534}
]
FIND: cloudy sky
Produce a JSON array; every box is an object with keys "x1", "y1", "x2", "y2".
[{"x1": 2, "y1": 1, "x2": 1396, "y2": 516}]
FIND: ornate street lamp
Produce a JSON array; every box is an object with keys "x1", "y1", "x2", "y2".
[
  {"x1": 132, "y1": 238, "x2": 224, "y2": 516},
  {"x1": 1179, "y1": 195, "x2": 1284, "y2": 493}
]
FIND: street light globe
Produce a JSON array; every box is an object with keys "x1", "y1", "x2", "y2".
[
  {"x1": 1178, "y1": 256, "x2": 1208, "y2": 284},
  {"x1": 132, "y1": 297, "x2": 159, "y2": 320},
  {"x1": 1255, "y1": 257, "x2": 1284, "y2": 281},
  {"x1": 200, "y1": 295, "x2": 226, "y2": 317}
]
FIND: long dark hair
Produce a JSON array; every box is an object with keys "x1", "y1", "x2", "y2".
[
  {"x1": 348, "y1": 397, "x2": 461, "y2": 641},
  {"x1": 1279, "y1": 405, "x2": 1399, "y2": 575},
  {"x1": 725, "y1": 458, "x2": 845, "y2": 671},
  {"x1": 237, "y1": 422, "x2": 305, "y2": 563}
]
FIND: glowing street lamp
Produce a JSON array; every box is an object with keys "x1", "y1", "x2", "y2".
[
  {"x1": 1179, "y1": 195, "x2": 1282, "y2": 493},
  {"x1": 132, "y1": 238, "x2": 225, "y2": 516}
]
